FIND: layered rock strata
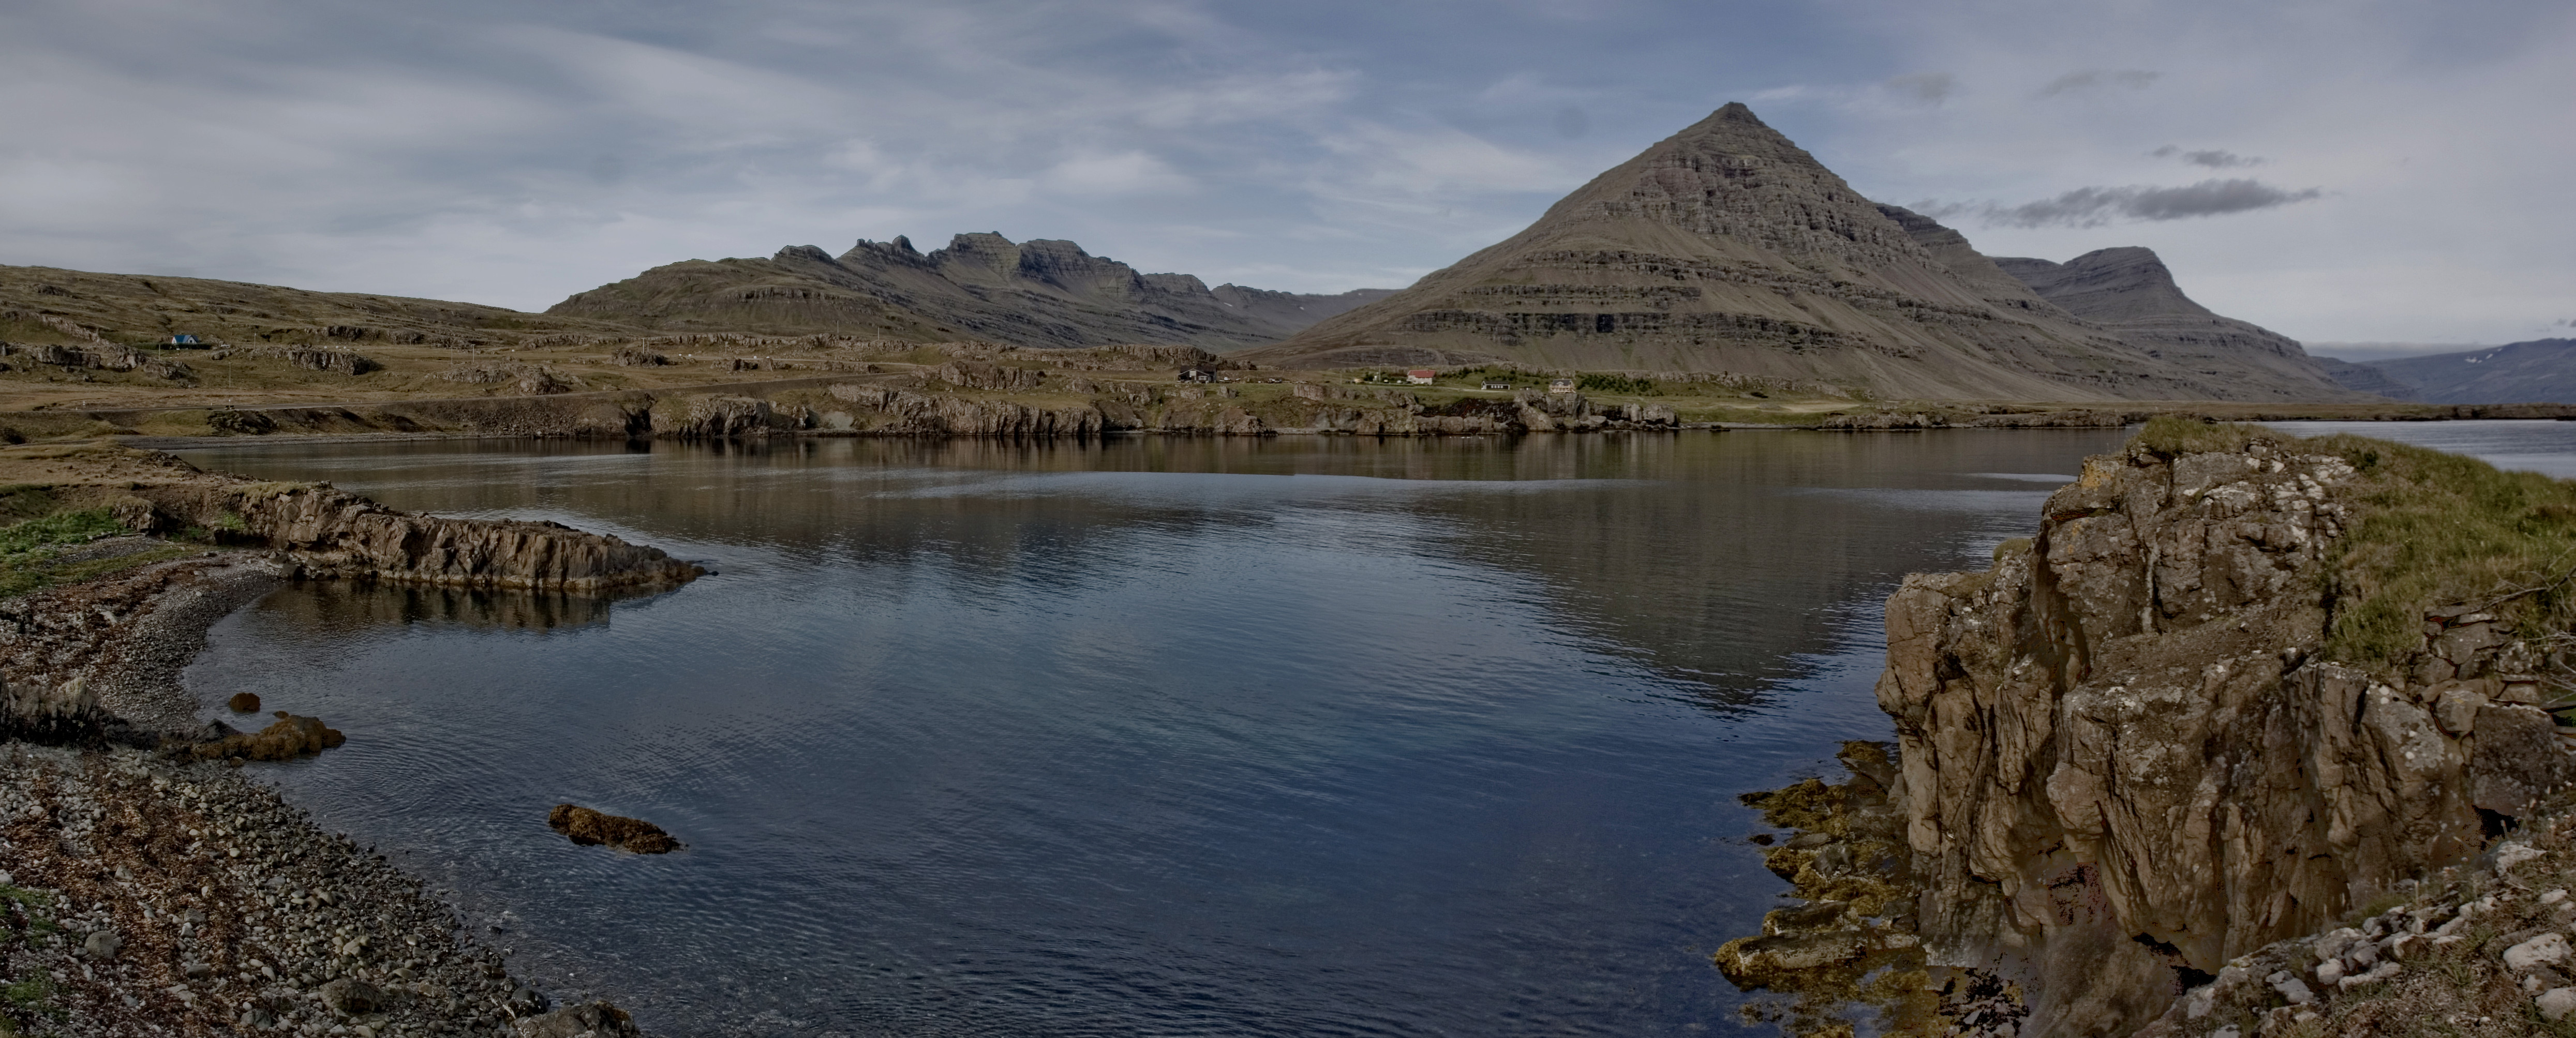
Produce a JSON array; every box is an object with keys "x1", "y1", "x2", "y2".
[
  {"x1": 1248, "y1": 104, "x2": 2335, "y2": 402},
  {"x1": 1991, "y1": 249, "x2": 2358, "y2": 401},
  {"x1": 1871, "y1": 429, "x2": 2573, "y2": 1034}
]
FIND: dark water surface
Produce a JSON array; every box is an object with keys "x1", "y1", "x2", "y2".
[{"x1": 176, "y1": 431, "x2": 2136, "y2": 1036}]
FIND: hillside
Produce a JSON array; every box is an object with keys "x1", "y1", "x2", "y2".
[
  {"x1": 1238, "y1": 103, "x2": 2354, "y2": 402},
  {"x1": 546, "y1": 234, "x2": 1393, "y2": 350},
  {"x1": 2340, "y1": 339, "x2": 2576, "y2": 403},
  {"x1": 0, "y1": 264, "x2": 630, "y2": 349},
  {"x1": 2311, "y1": 355, "x2": 2424, "y2": 401},
  {"x1": 1990, "y1": 248, "x2": 2358, "y2": 399}
]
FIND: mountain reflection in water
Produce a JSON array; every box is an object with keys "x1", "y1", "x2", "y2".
[{"x1": 178, "y1": 430, "x2": 2125, "y2": 1037}]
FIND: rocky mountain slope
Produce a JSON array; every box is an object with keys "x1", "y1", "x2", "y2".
[
  {"x1": 2314, "y1": 355, "x2": 2425, "y2": 401},
  {"x1": 1240, "y1": 104, "x2": 2350, "y2": 402},
  {"x1": 2330, "y1": 339, "x2": 2576, "y2": 404},
  {"x1": 1991, "y1": 248, "x2": 2357, "y2": 399},
  {"x1": 546, "y1": 233, "x2": 1392, "y2": 350}
]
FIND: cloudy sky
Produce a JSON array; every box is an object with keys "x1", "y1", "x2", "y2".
[{"x1": 3, "y1": 0, "x2": 2568, "y2": 355}]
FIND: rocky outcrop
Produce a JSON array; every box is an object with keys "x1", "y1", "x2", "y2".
[
  {"x1": 548, "y1": 804, "x2": 681, "y2": 854},
  {"x1": 0, "y1": 675, "x2": 116, "y2": 743},
  {"x1": 237, "y1": 345, "x2": 379, "y2": 375},
  {"x1": 99, "y1": 456, "x2": 703, "y2": 593},
  {"x1": 0, "y1": 341, "x2": 193, "y2": 379},
  {"x1": 1870, "y1": 425, "x2": 2574, "y2": 1035}
]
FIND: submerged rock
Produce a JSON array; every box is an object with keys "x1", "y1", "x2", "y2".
[
  {"x1": 227, "y1": 691, "x2": 261, "y2": 713},
  {"x1": 548, "y1": 804, "x2": 681, "y2": 854},
  {"x1": 512, "y1": 1000, "x2": 642, "y2": 1038},
  {"x1": 188, "y1": 711, "x2": 345, "y2": 761}
]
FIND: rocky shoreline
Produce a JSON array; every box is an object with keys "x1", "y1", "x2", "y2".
[
  {"x1": 1720, "y1": 418, "x2": 2576, "y2": 1036},
  {"x1": 0, "y1": 445, "x2": 696, "y2": 1036}
]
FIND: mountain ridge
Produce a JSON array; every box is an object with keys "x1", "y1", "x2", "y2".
[
  {"x1": 546, "y1": 233, "x2": 1392, "y2": 350},
  {"x1": 1240, "y1": 103, "x2": 2347, "y2": 402},
  {"x1": 1990, "y1": 247, "x2": 2357, "y2": 399}
]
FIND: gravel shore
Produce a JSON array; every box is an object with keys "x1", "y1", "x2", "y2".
[{"x1": 1, "y1": 546, "x2": 642, "y2": 1037}]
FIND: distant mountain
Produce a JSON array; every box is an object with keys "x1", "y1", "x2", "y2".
[
  {"x1": 2341, "y1": 339, "x2": 2576, "y2": 404},
  {"x1": 2311, "y1": 356, "x2": 2423, "y2": 401},
  {"x1": 548, "y1": 234, "x2": 1392, "y2": 350},
  {"x1": 1989, "y1": 248, "x2": 2357, "y2": 399},
  {"x1": 1241, "y1": 103, "x2": 2352, "y2": 402},
  {"x1": 0, "y1": 264, "x2": 625, "y2": 348}
]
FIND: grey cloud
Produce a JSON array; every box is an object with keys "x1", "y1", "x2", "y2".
[
  {"x1": 1884, "y1": 72, "x2": 1957, "y2": 104},
  {"x1": 2151, "y1": 145, "x2": 2261, "y2": 168},
  {"x1": 1552, "y1": 106, "x2": 1589, "y2": 139},
  {"x1": 1920, "y1": 178, "x2": 2324, "y2": 229},
  {"x1": 2038, "y1": 69, "x2": 2161, "y2": 97}
]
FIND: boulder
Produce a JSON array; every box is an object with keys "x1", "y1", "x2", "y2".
[
  {"x1": 548, "y1": 804, "x2": 681, "y2": 854},
  {"x1": 513, "y1": 1001, "x2": 642, "y2": 1038}
]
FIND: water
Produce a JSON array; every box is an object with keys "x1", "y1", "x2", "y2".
[
  {"x1": 2263, "y1": 419, "x2": 2576, "y2": 479},
  {"x1": 174, "y1": 431, "x2": 2138, "y2": 1036}
]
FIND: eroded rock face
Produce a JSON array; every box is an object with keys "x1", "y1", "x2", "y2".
[{"x1": 1877, "y1": 435, "x2": 2564, "y2": 1036}]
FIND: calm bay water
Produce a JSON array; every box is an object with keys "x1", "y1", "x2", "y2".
[{"x1": 175, "y1": 430, "x2": 2145, "y2": 1036}]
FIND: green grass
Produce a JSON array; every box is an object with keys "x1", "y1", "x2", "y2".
[
  {"x1": 2307, "y1": 431, "x2": 2576, "y2": 667},
  {"x1": 0, "y1": 507, "x2": 129, "y2": 597}
]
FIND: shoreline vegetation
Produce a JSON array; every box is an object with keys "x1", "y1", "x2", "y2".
[
  {"x1": 1722, "y1": 418, "x2": 2576, "y2": 1036},
  {"x1": 5, "y1": 335, "x2": 2573, "y2": 447},
  {"x1": 0, "y1": 442, "x2": 695, "y2": 1036}
]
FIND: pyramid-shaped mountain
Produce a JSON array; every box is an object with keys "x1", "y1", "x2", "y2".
[
  {"x1": 549, "y1": 233, "x2": 1392, "y2": 350},
  {"x1": 1244, "y1": 103, "x2": 2348, "y2": 401}
]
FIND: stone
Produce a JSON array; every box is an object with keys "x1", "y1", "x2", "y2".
[
  {"x1": 547, "y1": 804, "x2": 681, "y2": 854},
  {"x1": 2267, "y1": 972, "x2": 2315, "y2": 1005},
  {"x1": 81, "y1": 928, "x2": 121, "y2": 961},
  {"x1": 511, "y1": 1000, "x2": 641, "y2": 1038},
  {"x1": 317, "y1": 977, "x2": 384, "y2": 1016},
  {"x1": 188, "y1": 712, "x2": 346, "y2": 762},
  {"x1": 2499, "y1": 842, "x2": 2549, "y2": 871},
  {"x1": 2314, "y1": 959, "x2": 2344, "y2": 985},
  {"x1": 2505, "y1": 932, "x2": 2570, "y2": 971},
  {"x1": 2541, "y1": 987, "x2": 2576, "y2": 1022},
  {"x1": 227, "y1": 691, "x2": 262, "y2": 713}
]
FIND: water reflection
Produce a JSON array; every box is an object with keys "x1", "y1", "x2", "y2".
[
  {"x1": 261, "y1": 581, "x2": 630, "y2": 634},
  {"x1": 176, "y1": 430, "x2": 2129, "y2": 1037}
]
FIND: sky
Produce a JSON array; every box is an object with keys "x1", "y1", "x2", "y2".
[{"x1": 2, "y1": 0, "x2": 2569, "y2": 357}]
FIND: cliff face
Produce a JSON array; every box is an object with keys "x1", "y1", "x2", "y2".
[{"x1": 1876, "y1": 428, "x2": 2570, "y2": 1035}]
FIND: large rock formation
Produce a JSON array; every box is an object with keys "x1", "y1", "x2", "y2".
[
  {"x1": 1242, "y1": 104, "x2": 2345, "y2": 402},
  {"x1": 1990, "y1": 248, "x2": 2360, "y2": 400},
  {"x1": 2341, "y1": 338, "x2": 2576, "y2": 404},
  {"x1": 1873, "y1": 424, "x2": 2571, "y2": 1035},
  {"x1": 547, "y1": 234, "x2": 1393, "y2": 350}
]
